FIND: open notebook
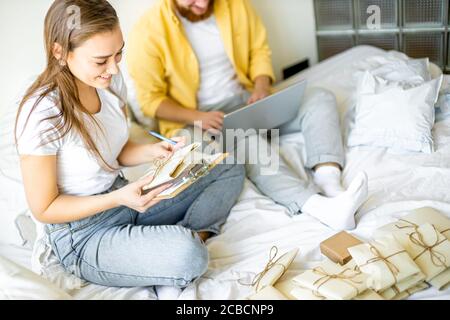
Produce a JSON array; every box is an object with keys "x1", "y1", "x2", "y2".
[{"x1": 141, "y1": 142, "x2": 229, "y2": 199}]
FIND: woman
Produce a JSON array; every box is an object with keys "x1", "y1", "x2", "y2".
[{"x1": 15, "y1": 0, "x2": 245, "y2": 288}]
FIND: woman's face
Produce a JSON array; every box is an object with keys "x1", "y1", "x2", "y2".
[{"x1": 66, "y1": 26, "x2": 124, "y2": 90}]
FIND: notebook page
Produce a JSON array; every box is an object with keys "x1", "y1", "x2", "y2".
[{"x1": 142, "y1": 142, "x2": 200, "y2": 189}]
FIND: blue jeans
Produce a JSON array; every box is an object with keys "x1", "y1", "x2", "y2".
[{"x1": 46, "y1": 164, "x2": 245, "y2": 287}]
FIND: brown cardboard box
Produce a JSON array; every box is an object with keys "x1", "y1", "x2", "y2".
[{"x1": 320, "y1": 231, "x2": 363, "y2": 265}]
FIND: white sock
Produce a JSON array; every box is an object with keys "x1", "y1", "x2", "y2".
[
  {"x1": 313, "y1": 165, "x2": 345, "y2": 197},
  {"x1": 155, "y1": 285, "x2": 182, "y2": 300},
  {"x1": 302, "y1": 171, "x2": 369, "y2": 230}
]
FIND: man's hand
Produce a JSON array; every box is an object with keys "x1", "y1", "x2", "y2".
[
  {"x1": 194, "y1": 110, "x2": 225, "y2": 133},
  {"x1": 247, "y1": 75, "x2": 272, "y2": 105},
  {"x1": 247, "y1": 86, "x2": 271, "y2": 105}
]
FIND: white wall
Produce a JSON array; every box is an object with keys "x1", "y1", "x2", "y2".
[
  {"x1": 251, "y1": 0, "x2": 317, "y2": 80},
  {"x1": 0, "y1": 0, "x2": 316, "y2": 115},
  {"x1": 0, "y1": 0, "x2": 53, "y2": 115}
]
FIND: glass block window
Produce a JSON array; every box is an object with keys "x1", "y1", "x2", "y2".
[
  {"x1": 315, "y1": 0, "x2": 354, "y2": 30},
  {"x1": 358, "y1": 0, "x2": 398, "y2": 29},
  {"x1": 404, "y1": 32, "x2": 444, "y2": 67},
  {"x1": 317, "y1": 35, "x2": 354, "y2": 60},
  {"x1": 403, "y1": 0, "x2": 445, "y2": 27},
  {"x1": 357, "y1": 33, "x2": 399, "y2": 51},
  {"x1": 314, "y1": 0, "x2": 450, "y2": 71}
]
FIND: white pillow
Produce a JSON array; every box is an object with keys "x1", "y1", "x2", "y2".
[
  {"x1": 355, "y1": 58, "x2": 431, "y2": 95},
  {"x1": 0, "y1": 255, "x2": 72, "y2": 299},
  {"x1": 353, "y1": 52, "x2": 432, "y2": 90},
  {"x1": 370, "y1": 57, "x2": 431, "y2": 89},
  {"x1": 435, "y1": 75, "x2": 450, "y2": 120},
  {"x1": 348, "y1": 72, "x2": 443, "y2": 153}
]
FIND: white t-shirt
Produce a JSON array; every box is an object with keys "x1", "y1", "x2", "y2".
[
  {"x1": 16, "y1": 72, "x2": 129, "y2": 196},
  {"x1": 180, "y1": 14, "x2": 244, "y2": 107}
]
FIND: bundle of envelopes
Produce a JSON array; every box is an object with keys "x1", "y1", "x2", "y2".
[{"x1": 246, "y1": 207, "x2": 450, "y2": 300}]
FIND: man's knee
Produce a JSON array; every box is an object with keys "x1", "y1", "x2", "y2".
[
  {"x1": 300, "y1": 87, "x2": 339, "y2": 120},
  {"x1": 307, "y1": 87, "x2": 335, "y2": 99}
]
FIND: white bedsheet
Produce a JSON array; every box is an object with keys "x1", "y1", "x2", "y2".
[{"x1": 1, "y1": 46, "x2": 449, "y2": 300}]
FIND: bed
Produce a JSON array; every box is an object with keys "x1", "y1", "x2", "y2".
[{"x1": 1, "y1": 45, "x2": 450, "y2": 300}]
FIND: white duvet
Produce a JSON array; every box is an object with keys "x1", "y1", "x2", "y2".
[{"x1": 1, "y1": 46, "x2": 450, "y2": 300}]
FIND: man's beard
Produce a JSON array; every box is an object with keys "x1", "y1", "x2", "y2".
[{"x1": 173, "y1": 0, "x2": 215, "y2": 22}]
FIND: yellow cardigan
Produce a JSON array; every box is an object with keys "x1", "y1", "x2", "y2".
[{"x1": 127, "y1": 0, "x2": 275, "y2": 137}]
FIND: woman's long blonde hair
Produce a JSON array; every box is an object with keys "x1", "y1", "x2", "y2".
[{"x1": 15, "y1": 0, "x2": 122, "y2": 170}]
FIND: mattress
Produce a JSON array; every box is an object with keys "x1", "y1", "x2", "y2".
[{"x1": 1, "y1": 45, "x2": 449, "y2": 300}]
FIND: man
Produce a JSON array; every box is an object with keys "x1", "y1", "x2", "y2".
[{"x1": 127, "y1": 0, "x2": 368, "y2": 230}]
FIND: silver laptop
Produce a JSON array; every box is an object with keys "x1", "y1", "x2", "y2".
[{"x1": 223, "y1": 79, "x2": 307, "y2": 131}]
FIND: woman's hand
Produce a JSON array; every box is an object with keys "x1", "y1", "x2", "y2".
[
  {"x1": 112, "y1": 175, "x2": 172, "y2": 213},
  {"x1": 146, "y1": 136, "x2": 186, "y2": 161},
  {"x1": 118, "y1": 137, "x2": 186, "y2": 167}
]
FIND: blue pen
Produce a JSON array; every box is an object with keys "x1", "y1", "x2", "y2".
[{"x1": 148, "y1": 130, "x2": 178, "y2": 146}]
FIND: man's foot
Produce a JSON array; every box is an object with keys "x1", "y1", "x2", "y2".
[
  {"x1": 301, "y1": 172, "x2": 369, "y2": 230},
  {"x1": 313, "y1": 165, "x2": 345, "y2": 197}
]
